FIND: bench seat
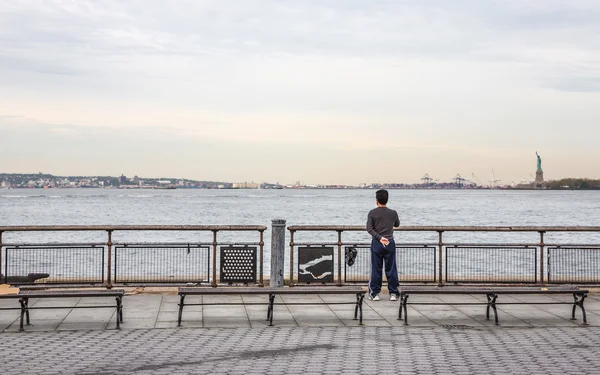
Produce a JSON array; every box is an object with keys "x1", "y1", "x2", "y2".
[
  {"x1": 398, "y1": 286, "x2": 589, "y2": 325},
  {"x1": 0, "y1": 289, "x2": 125, "y2": 331},
  {"x1": 177, "y1": 286, "x2": 366, "y2": 326}
]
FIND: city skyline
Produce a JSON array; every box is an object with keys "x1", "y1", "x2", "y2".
[
  {"x1": 1, "y1": 1, "x2": 599, "y2": 184},
  {"x1": 2, "y1": 171, "x2": 599, "y2": 189}
]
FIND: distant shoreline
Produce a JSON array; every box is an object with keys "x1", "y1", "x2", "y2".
[{"x1": 2, "y1": 186, "x2": 600, "y2": 191}]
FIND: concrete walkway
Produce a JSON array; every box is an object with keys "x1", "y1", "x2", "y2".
[
  {"x1": 1, "y1": 289, "x2": 598, "y2": 331},
  {"x1": 2, "y1": 290, "x2": 600, "y2": 374}
]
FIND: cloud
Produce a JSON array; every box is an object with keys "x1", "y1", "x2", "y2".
[{"x1": 0, "y1": 1, "x2": 599, "y2": 183}]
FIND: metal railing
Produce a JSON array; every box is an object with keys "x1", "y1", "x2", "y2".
[
  {"x1": 287, "y1": 226, "x2": 600, "y2": 286},
  {"x1": 0, "y1": 225, "x2": 266, "y2": 287}
]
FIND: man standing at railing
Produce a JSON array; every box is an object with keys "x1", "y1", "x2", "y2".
[{"x1": 366, "y1": 189, "x2": 400, "y2": 301}]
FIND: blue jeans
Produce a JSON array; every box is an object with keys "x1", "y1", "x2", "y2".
[{"x1": 369, "y1": 238, "x2": 399, "y2": 297}]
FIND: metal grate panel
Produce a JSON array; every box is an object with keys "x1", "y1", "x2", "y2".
[
  {"x1": 548, "y1": 247, "x2": 600, "y2": 284},
  {"x1": 3, "y1": 246, "x2": 104, "y2": 285},
  {"x1": 114, "y1": 244, "x2": 210, "y2": 284},
  {"x1": 220, "y1": 246, "x2": 257, "y2": 283},
  {"x1": 344, "y1": 245, "x2": 436, "y2": 283},
  {"x1": 446, "y1": 246, "x2": 537, "y2": 284}
]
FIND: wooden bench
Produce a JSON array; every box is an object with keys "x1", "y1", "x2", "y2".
[
  {"x1": 178, "y1": 286, "x2": 366, "y2": 326},
  {"x1": 398, "y1": 286, "x2": 589, "y2": 326},
  {"x1": 0, "y1": 290, "x2": 125, "y2": 331}
]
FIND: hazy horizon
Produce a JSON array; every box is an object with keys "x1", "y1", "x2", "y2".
[{"x1": 1, "y1": 1, "x2": 599, "y2": 185}]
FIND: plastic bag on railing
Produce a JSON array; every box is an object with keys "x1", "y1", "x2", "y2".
[{"x1": 345, "y1": 247, "x2": 358, "y2": 267}]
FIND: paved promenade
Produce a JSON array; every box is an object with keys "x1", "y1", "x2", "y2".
[{"x1": 1, "y1": 290, "x2": 600, "y2": 374}]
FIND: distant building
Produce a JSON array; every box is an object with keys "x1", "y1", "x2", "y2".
[{"x1": 232, "y1": 182, "x2": 259, "y2": 189}]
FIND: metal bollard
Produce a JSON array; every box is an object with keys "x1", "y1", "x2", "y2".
[{"x1": 270, "y1": 219, "x2": 286, "y2": 287}]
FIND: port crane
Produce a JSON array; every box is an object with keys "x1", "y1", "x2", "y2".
[
  {"x1": 421, "y1": 173, "x2": 433, "y2": 186},
  {"x1": 490, "y1": 169, "x2": 501, "y2": 187},
  {"x1": 453, "y1": 174, "x2": 466, "y2": 187}
]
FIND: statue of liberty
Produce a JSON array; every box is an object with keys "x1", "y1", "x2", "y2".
[{"x1": 536, "y1": 152, "x2": 542, "y2": 172}]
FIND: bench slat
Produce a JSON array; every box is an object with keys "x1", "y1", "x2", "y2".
[
  {"x1": 0, "y1": 290, "x2": 125, "y2": 299},
  {"x1": 399, "y1": 286, "x2": 588, "y2": 294},
  {"x1": 179, "y1": 287, "x2": 365, "y2": 295}
]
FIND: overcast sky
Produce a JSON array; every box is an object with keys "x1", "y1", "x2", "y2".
[{"x1": 1, "y1": 0, "x2": 599, "y2": 185}]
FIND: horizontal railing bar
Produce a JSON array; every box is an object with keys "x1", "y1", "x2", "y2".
[
  {"x1": 2, "y1": 243, "x2": 107, "y2": 247},
  {"x1": 288, "y1": 225, "x2": 600, "y2": 232},
  {"x1": 545, "y1": 244, "x2": 600, "y2": 247},
  {"x1": 1, "y1": 242, "x2": 263, "y2": 247},
  {"x1": 8, "y1": 242, "x2": 593, "y2": 248},
  {"x1": 291, "y1": 242, "x2": 544, "y2": 247},
  {"x1": 113, "y1": 242, "x2": 261, "y2": 246},
  {"x1": 0, "y1": 225, "x2": 267, "y2": 232}
]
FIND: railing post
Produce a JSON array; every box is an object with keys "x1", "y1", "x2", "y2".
[
  {"x1": 212, "y1": 230, "x2": 218, "y2": 287},
  {"x1": 289, "y1": 230, "x2": 295, "y2": 286},
  {"x1": 337, "y1": 230, "x2": 343, "y2": 285},
  {"x1": 259, "y1": 229, "x2": 265, "y2": 287},
  {"x1": 106, "y1": 230, "x2": 113, "y2": 289},
  {"x1": 438, "y1": 231, "x2": 444, "y2": 287},
  {"x1": 270, "y1": 219, "x2": 286, "y2": 288},
  {"x1": 0, "y1": 231, "x2": 3, "y2": 284},
  {"x1": 539, "y1": 231, "x2": 545, "y2": 285}
]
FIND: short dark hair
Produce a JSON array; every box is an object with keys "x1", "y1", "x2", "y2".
[{"x1": 376, "y1": 189, "x2": 389, "y2": 205}]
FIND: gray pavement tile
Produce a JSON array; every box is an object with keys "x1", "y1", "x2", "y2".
[
  {"x1": 122, "y1": 309, "x2": 160, "y2": 319},
  {"x1": 202, "y1": 317, "x2": 250, "y2": 327},
  {"x1": 155, "y1": 321, "x2": 181, "y2": 329},
  {"x1": 76, "y1": 297, "x2": 120, "y2": 306},
  {"x1": 123, "y1": 295, "x2": 163, "y2": 306},
  {"x1": 240, "y1": 295, "x2": 282, "y2": 303},
  {"x1": 30, "y1": 298, "x2": 81, "y2": 307},
  {"x1": 319, "y1": 294, "x2": 364, "y2": 303},
  {"x1": 156, "y1": 311, "x2": 180, "y2": 322},
  {"x1": 202, "y1": 306, "x2": 247, "y2": 317},
  {"x1": 201, "y1": 295, "x2": 243, "y2": 303},
  {"x1": 23, "y1": 309, "x2": 70, "y2": 320},
  {"x1": 342, "y1": 319, "x2": 390, "y2": 327},
  {"x1": 159, "y1": 303, "x2": 183, "y2": 312},
  {"x1": 280, "y1": 295, "x2": 323, "y2": 303},
  {"x1": 167, "y1": 321, "x2": 203, "y2": 328},
  {"x1": 295, "y1": 318, "x2": 345, "y2": 327},
  {"x1": 62, "y1": 309, "x2": 114, "y2": 323},
  {"x1": 119, "y1": 318, "x2": 157, "y2": 329},
  {"x1": 250, "y1": 319, "x2": 298, "y2": 328},
  {"x1": 5, "y1": 319, "x2": 63, "y2": 332},
  {"x1": 57, "y1": 322, "x2": 111, "y2": 331},
  {"x1": 245, "y1": 305, "x2": 292, "y2": 319},
  {"x1": 178, "y1": 310, "x2": 202, "y2": 322}
]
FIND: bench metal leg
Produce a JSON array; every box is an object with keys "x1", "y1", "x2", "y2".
[
  {"x1": 177, "y1": 295, "x2": 186, "y2": 327},
  {"x1": 268, "y1": 294, "x2": 275, "y2": 326},
  {"x1": 486, "y1": 294, "x2": 499, "y2": 325},
  {"x1": 119, "y1": 297, "x2": 124, "y2": 323},
  {"x1": 571, "y1": 293, "x2": 588, "y2": 325},
  {"x1": 18, "y1": 298, "x2": 27, "y2": 332},
  {"x1": 398, "y1": 293, "x2": 402, "y2": 320},
  {"x1": 24, "y1": 298, "x2": 31, "y2": 326},
  {"x1": 266, "y1": 296, "x2": 271, "y2": 322},
  {"x1": 398, "y1": 294, "x2": 409, "y2": 325},
  {"x1": 353, "y1": 293, "x2": 364, "y2": 325},
  {"x1": 115, "y1": 297, "x2": 122, "y2": 329}
]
